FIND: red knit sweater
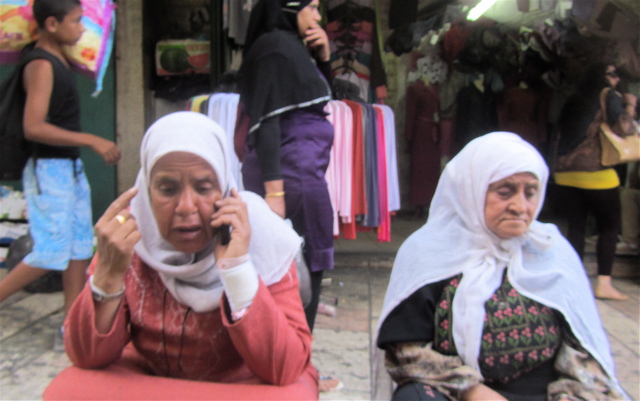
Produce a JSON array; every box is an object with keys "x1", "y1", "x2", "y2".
[{"x1": 64, "y1": 255, "x2": 315, "y2": 386}]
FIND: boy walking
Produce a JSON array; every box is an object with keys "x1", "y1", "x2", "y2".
[{"x1": 0, "y1": 0, "x2": 121, "y2": 340}]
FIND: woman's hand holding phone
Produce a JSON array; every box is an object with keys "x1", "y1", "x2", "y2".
[{"x1": 212, "y1": 189, "x2": 251, "y2": 261}]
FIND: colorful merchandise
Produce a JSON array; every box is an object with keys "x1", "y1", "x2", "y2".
[{"x1": 0, "y1": 0, "x2": 116, "y2": 93}]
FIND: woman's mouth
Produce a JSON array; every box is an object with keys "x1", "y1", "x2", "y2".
[{"x1": 173, "y1": 225, "x2": 203, "y2": 238}]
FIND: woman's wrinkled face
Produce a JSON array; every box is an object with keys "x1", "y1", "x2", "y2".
[
  {"x1": 297, "y1": 0, "x2": 321, "y2": 37},
  {"x1": 150, "y1": 152, "x2": 222, "y2": 253},
  {"x1": 484, "y1": 172, "x2": 540, "y2": 239}
]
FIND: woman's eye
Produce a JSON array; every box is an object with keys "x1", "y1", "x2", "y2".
[
  {"x1": 157, "y1": 185, "x2": 177, "y2": 196},
  {"x1": 197, "y1": 184, "x2": 214, "y2": 194}
]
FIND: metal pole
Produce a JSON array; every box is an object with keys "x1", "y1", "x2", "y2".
[{"x1": 210, "y1": 0, "x2": 225, "y2": 90}]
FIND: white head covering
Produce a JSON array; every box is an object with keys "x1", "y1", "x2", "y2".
[
  {"x1": 130, "y1": 111, "x2": 301, "y2": 312},
  {"x1": 377, "y1": 132, "x2": 621, "y2": 390}
]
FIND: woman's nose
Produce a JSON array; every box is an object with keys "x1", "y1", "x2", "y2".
[
  {"x1": 508, "y1": 193, "x2": 527, "y2": 214},
  {"x1": 176, "y1": 189, "x2": 197, "y2": 215}
]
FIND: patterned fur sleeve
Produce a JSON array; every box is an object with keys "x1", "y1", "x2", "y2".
[
  {"x1": 548, "y1": 340, "x2": 625, "y2": 401},
  {"x1": 384, "y1": 341, "x2": 483, "y2": 400}
]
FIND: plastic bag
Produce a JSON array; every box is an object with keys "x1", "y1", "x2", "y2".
[{"x1": 0, "y1": 0, "x2": 116, "y2": 94}]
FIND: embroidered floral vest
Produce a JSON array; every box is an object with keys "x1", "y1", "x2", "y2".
[{"x1": 433, "y1": 273, "x2": 562, "y2": 383}]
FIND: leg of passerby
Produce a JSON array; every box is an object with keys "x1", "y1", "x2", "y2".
[
  {"x1": 63, "y1": 259, "x2": 89, "y2": 315},
  {"x1": 592, "y1": 187, "x2": 628, "y2": 300},
  {"x1": 0, "y1": 262, "x2": 49, "y2": 303},
  {"x1": 54, "y1": 258, "x2": 90, "y2": 352},
  {"x1": 556, "y1": 185, "x2": 589, "y2": 259}
]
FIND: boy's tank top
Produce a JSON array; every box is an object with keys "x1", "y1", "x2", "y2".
[{"x1": 22, "y1": 46, "x2": 81, "y2": 159}]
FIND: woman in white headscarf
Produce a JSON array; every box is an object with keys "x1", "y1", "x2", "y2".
[
  {"x1": 376, "y1": 132, "x2": 627, "y2": 401},
  {"x1": 44, "y1": 112, "x2": 318, "y2": 400}
]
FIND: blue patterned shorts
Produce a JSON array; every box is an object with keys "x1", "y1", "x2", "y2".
[{"x1": 22, "y1": 158, "x2": 94, "y2": 271}]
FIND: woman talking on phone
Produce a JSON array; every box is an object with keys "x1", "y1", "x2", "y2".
[
  {"x1": 44, "y1": 112, "x2": 318, "y2": 400},
  {"x1": 238, "y1": 0, "x2": 334, "y2": 332}
]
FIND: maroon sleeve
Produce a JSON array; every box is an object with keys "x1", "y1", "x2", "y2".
[
  {"x1": 64, "y1": 259, "x2": 131, "y2": 369},
  {"x1": 221, "y1": 263, "x2": 312, "y2": 386}
]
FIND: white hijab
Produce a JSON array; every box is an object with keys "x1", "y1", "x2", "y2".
[
  {"x1": 377, "y1": 132, "x2": 621, "y2": 389},
  {"x1": 130, "y1": 111, "x2": 301, "y2": 312}
]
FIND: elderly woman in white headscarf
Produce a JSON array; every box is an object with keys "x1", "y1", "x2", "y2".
[
  {"x1": 376, "y1": 132, "x2": 627, "y2": 401},
  {"x1": 43, "y1": 112, "x2": 318, "y2": 400}
]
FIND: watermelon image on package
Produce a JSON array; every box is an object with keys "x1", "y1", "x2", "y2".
[{"x1": 155, "y1": 40, "x2": 210, "y2": 76}]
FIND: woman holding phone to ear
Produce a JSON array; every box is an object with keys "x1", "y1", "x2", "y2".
[
  {"x1": 239, "y1": 0, "x2": 334, "y2": 332},
  {"x1": 44, "y1": 112, "x2": 318, "y2": 400}
]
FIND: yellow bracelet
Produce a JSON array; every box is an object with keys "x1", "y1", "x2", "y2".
[{"x1": 265, "y1": 191, "x2": 286, "y2": 198}]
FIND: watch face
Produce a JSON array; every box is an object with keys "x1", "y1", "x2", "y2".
[{"x1": 92, "y1": 291, "x2": 104, "y2": 302}]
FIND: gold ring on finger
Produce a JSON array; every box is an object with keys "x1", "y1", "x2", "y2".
[{"x1": 115, "y1": 215, "x2": 126, "y2": 225}]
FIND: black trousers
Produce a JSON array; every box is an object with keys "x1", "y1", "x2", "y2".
[
  {"x1": 304, "y1": 270, "x2": 324, "y2": 332},
  {"x1": 555, "y1": 185, "x2": 621, "y2": 276}
]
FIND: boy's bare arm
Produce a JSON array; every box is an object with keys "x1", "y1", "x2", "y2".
[{"x1": 22, "y1": 59, "x2": 121, "y2": 165}]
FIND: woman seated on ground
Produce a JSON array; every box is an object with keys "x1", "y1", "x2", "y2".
[
  {"x1": 44, "y1": 111, "x2": 318, "y2": 400},
  {"x1": 376, "y1": 132, "x2": 627, "y2": 401}
]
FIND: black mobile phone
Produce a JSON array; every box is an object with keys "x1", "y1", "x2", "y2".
[
  {"x1": 216, "y1": 190, "x2": 232, "y2": 246},
  {"x1": 219, "y1": 224, "x2": 231, "y2": 246}
]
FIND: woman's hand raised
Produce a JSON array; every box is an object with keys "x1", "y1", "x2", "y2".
[
  {"x1": 93, "y1": 187, "x2": 141, "y2": 287},
  {"x1": 305, "y1": 24, "x2": 330, "y2": 62},
  {"x1": 212, "y1": 189, "x2": 251, "y2": 260}
]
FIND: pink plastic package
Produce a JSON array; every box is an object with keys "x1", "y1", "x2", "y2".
[{"x1": 0, "y1": 0, "x2": 116, "y2": 93}]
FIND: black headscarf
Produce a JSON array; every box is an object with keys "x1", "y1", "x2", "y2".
[{"x1": 239, "y1": 0, "x2": 332, "y2": 136}]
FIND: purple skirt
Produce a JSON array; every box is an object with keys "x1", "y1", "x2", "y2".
[{"x1": 242, "y1": 108, "x2": 335, "y2": 272}]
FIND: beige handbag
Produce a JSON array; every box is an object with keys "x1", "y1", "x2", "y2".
[
  {"x1": 598, "y1": 88, "x2": 640, "y2": 166},
  {"x1": 599, "y1": 122, "x2": 640, "y2": 166}
]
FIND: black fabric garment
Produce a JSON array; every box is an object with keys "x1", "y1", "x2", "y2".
[
  {"x1": 239, "y1": 0, "x2": 332, "y2": 139},
  {"x1": 453, "y1": 83, "x2": 499, "y2": 155},
  {"x1": 388, "y1": 0, "x2": 418, "y2": 29},
  {"x1": 254, "y1": 115, "x2": 282, "y2": 181},
  {"x1": 556, "y1": 84, "x2": 627, "y2": 158},
  {"x1": 22, "y1": 45, "x2": 81, "y2": 159},
  {"x1": 243, "y1": 0, "x2": 311, "y2": 52},
  {"x1": 605, "y1": 89, "x2": 626, "y2": 126},
  {"x1": 553, "y1": 185, "x2": 620, "y2": 276},
  {"x1": 378, "y1": 277, "x2": 449, "y2": 347},
  {"x1": 384, "y1": 17, "x2": 440, "y2": 56},
  {"x1": 379, "y1": 279, "x2": 559, "y2": 401}
]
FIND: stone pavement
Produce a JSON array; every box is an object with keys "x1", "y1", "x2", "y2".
[{"x1": 0, "y1": 216, "x2": 638, "y2": 400}]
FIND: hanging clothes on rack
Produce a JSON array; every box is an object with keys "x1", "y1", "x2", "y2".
[
  {"x1": 453, "y1": 76, "x2": 499, "y2": 155},
  {"x1": 325, "y1": 100, "x2": 354, "y2": 236},
  {"x1": 373, "y1": 104, "x2": 390, "y2": 242},
  {"x1": 497, "y1": 82, "x2": 551, "y2": 151},
  {"x1": 207, "y1": 93, "x2": 243, "y2": 190},
  {"x1": 326, "y1": 0, "x2": 377, "y2": 101},
  {"x1": 328, "y1": 99, "x2": 398, "y2": 242},
  {"x1": 186, "y1": 92, "x2": 243, "y2": 189},
  {"x1": 340, "y1": 99, "x2": 367, "y2": 239},
  {"x1": 405, "y1": 79, "x2": 441, "y2": 212},
  {"x1": 373, "y1": 104, "x2": 400, "y2": 213}
]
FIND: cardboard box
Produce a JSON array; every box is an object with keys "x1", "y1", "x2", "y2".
[{"x1": 155, "y1": 39, "x2": 210, "y2": 76}]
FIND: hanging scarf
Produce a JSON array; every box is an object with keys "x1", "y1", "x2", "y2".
[
  {"x1": 239, "y1": 0, "x2": 332, "y2": 138},
  {"x1": 130, "y1": 111, "x2": 302, "y2": 312},
  {"x1": 376, "y1": 132, "x2": 623, "y2": 394}
]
